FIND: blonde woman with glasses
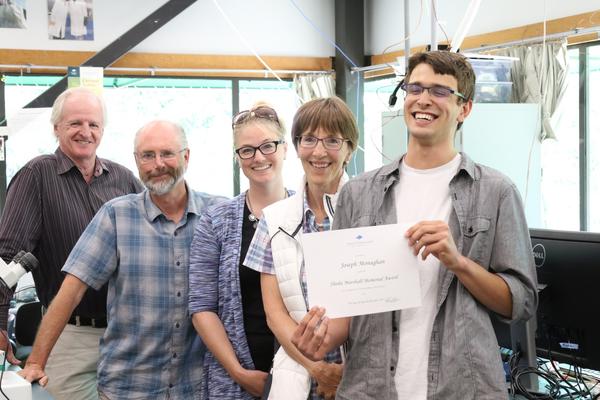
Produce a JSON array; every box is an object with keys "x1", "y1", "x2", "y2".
[{"x1": 189, "y1": 103, "x2": 291, "y2": 399}]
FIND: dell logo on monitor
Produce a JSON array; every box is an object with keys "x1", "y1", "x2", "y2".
[{"x1": 532, "y1": 243, "x2": 546, "y2": 268}]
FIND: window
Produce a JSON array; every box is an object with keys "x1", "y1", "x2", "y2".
[
  {"x1": 540, "y1": 48, "x2": 580, "y2": 230},
  {"x1": 541, "y1": 41, "x2": 600, "y2": 232},
  {"x1": 588, "y1": 45, "x2": 600, "y2": 231},
  {"x1": 363, "y1": 76, "x2": 399, "y2": 171},
  {"x1": 2, "y1": 76, "x2": 301, "y2": 198}
]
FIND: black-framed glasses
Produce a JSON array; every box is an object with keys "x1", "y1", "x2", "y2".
[
  {"x1": 134, "y1": 148, "x2": 187, "y2": 164},
  {"x1": 235, "y1": 140, "x2": 284, "y2": 159},
  {"x1": 232, "y1": 106, "x2": 280, "y2": 128},
  {"x1": 400, "y1": 82, "x2": 467, "y2": 101},
  {"x1": 297, "y1": 135, "x2": 348, "y2": 150}
]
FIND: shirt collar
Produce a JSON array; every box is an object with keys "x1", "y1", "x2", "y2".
[
  {"x1": 381, "y1": 151, "x2": 477, "y2": 188},
  {"x1": 55, "y1": 147, "x2": 108, "y2": 177},
  {"x1": 143, "y1": 181, "x2": 196, "y2": 222}
]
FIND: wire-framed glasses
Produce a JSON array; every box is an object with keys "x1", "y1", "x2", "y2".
[
  {"x1": 400, "y1": 82, "x2": 467, "y2": 101},
  {"x1": 297, "y1": 135, "x2": 348, "y2": 150},
  {"x1": 235, "y1": 140, "x2": 284, "y2": 159},
  {"x1": 135, "y1": 148, "x2": 187, "y2": 164}
]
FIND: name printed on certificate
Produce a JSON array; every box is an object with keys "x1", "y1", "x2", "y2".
[{"x1": 301, "y1": 223, "x2": 422, "y2": 318}]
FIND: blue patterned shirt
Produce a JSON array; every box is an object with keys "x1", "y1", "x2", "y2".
[
  {"x1": 63, "y1": 186, "x2": 225, "y2": 400},
  {"x1": 189, "y1": 190, "x2": 294, "y2": 399},
  {"x1": 244, "y1": 189, "x2": 341, "y2": 400}
]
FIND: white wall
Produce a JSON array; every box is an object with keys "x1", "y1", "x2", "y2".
[
  {"x1": 2, "y1": 0, "x2": 598, "y2": 58},
  {"x1": 3, "y1": 0, "x2": 335, "y2": 57},
  {"x1": 366, "y1": 0, "x2": 599, "y2": 55}
]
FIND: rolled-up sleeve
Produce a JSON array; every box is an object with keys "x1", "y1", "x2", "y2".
[
  {"x1": 188, "y1": 211, "x2": 221, "y2": 315},
  {"x1": 492, "y1": 184, "x2": 538, "y2": 321}
]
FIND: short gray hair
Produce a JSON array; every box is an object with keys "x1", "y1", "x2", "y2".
[
  {"x1": 134, "y1": 120, "x2": 188, "y2": 151},
  {"x1": 50, "y1": 87, "x2": 107, "y2": 126}
]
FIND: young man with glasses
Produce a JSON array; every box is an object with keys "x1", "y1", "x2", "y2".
[
  {"x1": 291, "y1": 51, "x2": 538, "y2": 400},
  {"x1": 0, "y1": 87, "x2": 143, "y2": 400},
  {"x1": 18, "y1": 120, "x2": 225, "y2": 400}
]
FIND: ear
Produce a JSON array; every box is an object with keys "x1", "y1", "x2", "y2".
[
  {"x1": 183, "y1": 148, "x2": 190, "y2": 167},
  {"x1": 457, "y1": 99, "x2": 473, "y2": 123},
  {"x1": 283, "y1": 142, "x2": 288, "y2": 160},
  {"x1": 344, "y1": 150, "x2": 353, "y2": 166}
]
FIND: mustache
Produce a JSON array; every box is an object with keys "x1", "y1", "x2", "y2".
[{"x1": 146, "y1": 167, "x2": 172, "y2": 177}]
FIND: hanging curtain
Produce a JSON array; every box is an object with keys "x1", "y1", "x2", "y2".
[
  {"x1": 293, "y1": 73, "x2": 335, "y2": 103},
  {"x1": 496, "y1": 39, "x2": 569, "y2": 140}
]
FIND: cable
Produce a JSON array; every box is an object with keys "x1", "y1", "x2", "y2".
[
  {"x1": 287, "y1": 0, "x2": 358, "y2": 69},
  {"x1": 287, "y1": 0, "x2": 368, "y2": 174},
  {"x1": 210, "y1": 0, "x2": 300, "y2": 104},
  {"x1": 431, "y1": 0, "x2": 450, "y2": 47},
  {"x1": 0, "y1": 331, "x2": 11, "y2": 400},
  {"x1": 379, "y1": 0, "x2": 424, "y2": 56}
]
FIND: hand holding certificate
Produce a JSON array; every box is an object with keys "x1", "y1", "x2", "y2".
[{"x1": 301, "y1": 223, "x2": 422, "y2": 318}]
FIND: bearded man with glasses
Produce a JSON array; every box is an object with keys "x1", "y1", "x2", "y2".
[
  {"x1": 292, "y1": 51, "x2": 538, "y2": 400},
  {"x1": 19, "y1": 120, "x2": 225, "y2": 400}
]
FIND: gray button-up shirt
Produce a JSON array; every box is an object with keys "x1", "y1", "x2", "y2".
[{"x1": 333, "y1": 153, "x2": 538, "y2": 400}]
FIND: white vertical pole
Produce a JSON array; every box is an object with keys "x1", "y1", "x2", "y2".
[{"x1": 430, "y1": 0, "x2": 437, "y2": 50}]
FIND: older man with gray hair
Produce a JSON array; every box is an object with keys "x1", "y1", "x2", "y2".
[
  {"x1": 19, "y1": 120, "x2": 226, "y2": 400},
  {"x1": 0, "y1": 87, "x2": 142, "y2": 399}
]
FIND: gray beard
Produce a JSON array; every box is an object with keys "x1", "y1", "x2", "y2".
[{"x1": 143, "y1": 166, "x2": 185, "y2": 195}]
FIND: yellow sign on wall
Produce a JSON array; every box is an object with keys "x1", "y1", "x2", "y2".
[{"x1": 67, "y1": 66, "x2": 103, "y2": 94}]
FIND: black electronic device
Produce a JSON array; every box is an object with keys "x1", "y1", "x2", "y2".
[
  {"x1": 530, "y1": 228, "x2": 600, "y2": 370},
  {"x1": 388, "y1": 79, "x2": 404, "y2": 107}
]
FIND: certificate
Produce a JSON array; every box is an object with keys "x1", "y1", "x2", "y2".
[{"x1": 301, "y1": 223, "x2": 422, "y2": 318}]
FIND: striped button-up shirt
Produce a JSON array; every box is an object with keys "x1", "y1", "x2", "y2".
[
  {"x1": 0, "y1": 147, "x2": 142, "y2": 329},
  {"x1": 63, "y1": 187, "x2": 225, "y2": 400}
]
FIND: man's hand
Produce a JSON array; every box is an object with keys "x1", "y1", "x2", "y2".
[
  {"x1": 235, "y1": 368, "x2": 269, "y2": 397},
  {"x1": 0, "y1": 329, "x2": 21, "y2": 366},
  {"x1": 17, "y1": 362, "x2": 48, "y2": 386},
  {"x1": 311, "y1": 361, "x2": 343, "y2": 400},
  {"x1": 405, "y1": 220, "x2": 466, "y2": 272},
  {"x1": 291, "y1": 307, "x2": 330, "y2": 362}
]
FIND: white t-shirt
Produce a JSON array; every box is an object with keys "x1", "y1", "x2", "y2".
[{"x1": 393, "y1": 154, "x2": 461, "y2": 399}]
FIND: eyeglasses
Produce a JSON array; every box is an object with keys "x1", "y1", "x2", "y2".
[
  {"x1": 135, "y1": 148, "x2": 187, "y2": 164},
  {"x1": 232, "y1": 106, "x2": 280, "y2": 128},
  {"x1": 297, "y1": 135, "x2": 348, "y2": 151},
  {"x1": 400, "y1": 82, "x2": 467, "y2": 101},
  {"x1": 235, "y1": 140, "x2": 284, "y2": 159}
]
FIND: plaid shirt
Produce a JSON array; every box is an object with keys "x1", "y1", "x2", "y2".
[
  {"x1": 245, "y1": 190, "x2": 341, "y2": 400},
  {"x1": 63, "y1": 187, "x2": 225, "y2": 400}
]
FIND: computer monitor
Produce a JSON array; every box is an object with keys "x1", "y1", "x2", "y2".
[{"x1": 530, "y1": 228, "x2": 600, "y2": 370}]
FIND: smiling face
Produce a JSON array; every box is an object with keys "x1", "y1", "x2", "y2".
[
  {"x1": 54, "y1": 91, "x2": 104, "y2": 164},
  {"x1": 403, "y1": 63, "x2": 472, "y2": 147},
  {"x1": 135, "y1": 121, "x2": 189, "y2": 196},
  {"x1": 234, "y1": 121, "x2": 287, "y2": 187},
  {"x1": 298, "y1": 128, "x2": 352, "y2": 194}
]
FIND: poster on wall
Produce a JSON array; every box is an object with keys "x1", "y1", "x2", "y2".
[
  {"x1": 0, "y1": 0, "x2": 27, "y2": 29},
  {"x1": 47, "y1": 0, "x2": 94, "y2": 40},
  {"x1": 67, "y1": 66, "x2": 103, "y2": 94}
]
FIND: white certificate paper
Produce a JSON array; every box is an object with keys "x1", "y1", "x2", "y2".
[{"x1": 301, "y1": 223, "x2": 422, "y2": 318}]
